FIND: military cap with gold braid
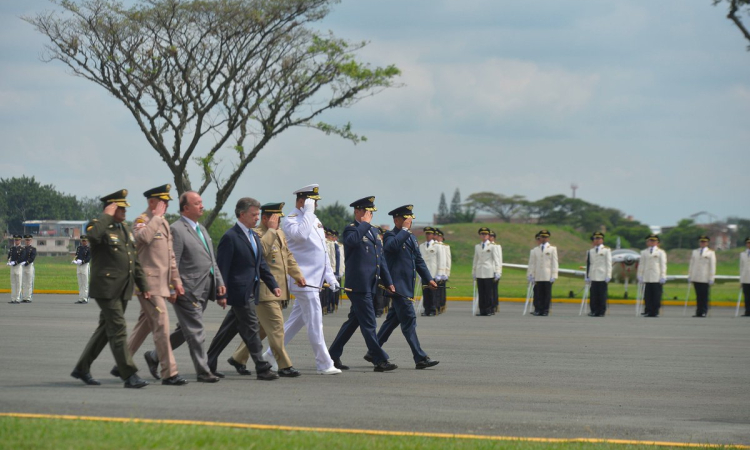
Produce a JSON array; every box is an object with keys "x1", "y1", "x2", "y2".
[
  {"x1": 478, "y1": 227, "x2": 490, "y2": 235},
  {"x1": 591, "y1": 231, "x2": 605, "y2": 240},
  {"x1": 745, "y1": 236, "x2": 750, "y2": 244},
  {"x1": 489, "y1": 231, "x2": 496, "y2": 238},
  {"x1": 388, "y1": 204, "x2": 415, "y2": 219},
  {"x1": 645, "y1": 233, "x2": 660, "y2": 242},
  {"x1": 698, "y1": 234, "x2": 710, "y2": 242},
  {"x1": 12, "y1": 234, "x2": 22, "y2": 240},
  {"x1": 435, "y1": 228, "x2": 444, "y2": 237},
  {"x1": 23, "y1": 235, "x2": 33, "y2": 240},
  {"x1": 100, "y1": 189, "x2": 130, "y2": 207},
  {"x1": 260, "y1": 202, "x2": 285, "y2": 216},
  {"x1": 349, "y1": 196, "x2": 377, "y2": 211},
  {"x1": 294, "y1": 184, "x2": 321, "y2": 200},
  {"x1": 423, "y1": 227, "x2": 435, "y2": 234},
  {"x1": 143, "y1": 184, "x2": 173, "y2": 201},
  {"x1": 538, "y1": 229, "x2": 551, "y2": 238},
  {"x1": 80, "y1": 235, "x2": 89, "y2": 242}
]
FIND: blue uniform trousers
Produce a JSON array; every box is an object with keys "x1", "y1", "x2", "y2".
[
  {"x1": 328, "y1": 291, "x2": 389, "y2": 364},
  {"x1": 376, "y1": 295, "x2": 427, "y2": 363}
]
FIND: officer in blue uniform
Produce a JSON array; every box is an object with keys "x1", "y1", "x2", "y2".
[
  {"x1": 364, "y1": 205, "x2": 440, "y2": 369},
  {"x1": 328, "y1": 196, "x2": 398, "y2": 372},
  {"x1": 21, "y1": 235, "x2": 37, "y2": 302},
  {"x1": 74, "y1": 236, "x2": 93, "y2": 304},
  {"x1": 7, "y1": 235, "x2": 26, "y2": 304},
  {"x1": 331, "y1": 229, "x2": 343, "y2": 313}
]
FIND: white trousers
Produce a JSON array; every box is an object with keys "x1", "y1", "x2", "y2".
[
  {"x1": 266, "y1": 290, "x2": 334, "y2": 371},
  {"x1": 9, "y1": 265, "x2": 22, "y2": 302},
  {"x1": 77, "y1": 263, "x2": 89, "y2": 300},
  {"x1": 22, "y1": 264, "x2": 34, "y2": 301}
]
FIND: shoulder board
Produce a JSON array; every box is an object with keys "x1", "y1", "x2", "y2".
[
  {"x1": 349, "y1": 223, "x2": 355, "y2": 226},
  {"x1": 288, "y1": 214, "x2": 297, "y2": 217},
  {"x1": 86, "y1": 225, "x2": 94, "y2": 231}
]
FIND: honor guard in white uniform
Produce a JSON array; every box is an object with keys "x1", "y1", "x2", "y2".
[
  {"x1": 637, "y1": 234, "x2": 667, "y2": 317},
  {"x1": 740, "y1": 237, "x2": 750, "y2": 317},
  {"x1": 20, "y1": 235, "x2": 36, "y2": 302},
  {"x1": 527, "y1": 229, "x2": 558, "y2": 316},
  {"x1": 74, "y1": 236, "x2": 92, "y2": 303},
  {"x1": 473, "y1": 227, "x2": 502, "y2": 316},
  {"x1": 434, "y1": 229, "x2": 451, "y2": 314},
  {"x1": 688, "y1": 235, "x2": 716, "y2": 317},
  {"x1": 585, "y1": 232, "x2": 612, "y2": 317},
  {"x1": 262, "y1": 184, "x2": 341, "y2": 375},
  {"x1": 6, "y1": 235, "x2": 25, "y2": 304},
  {"x1": 488, "y1": 231, "x2": 502, "y2": 313},
  {"x1": 418, "y1": 227, "x2": 444, "y2": 316}
]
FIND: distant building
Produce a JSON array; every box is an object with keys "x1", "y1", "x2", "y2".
[{"x1": 21, "y1": 220, "x2": 88, "y2": 256}]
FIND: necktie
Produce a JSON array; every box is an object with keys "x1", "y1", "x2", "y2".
[
  {"x1": 541, "y1": 244, "x2": 545, "y2": 252},
  {"x1": 650, "y1": 247, "x2": 653, "y2": 254},
  {"x1": 195, "y1": 225, "x2": 214, "y2": 274},
  {"x1": 596, "y1": 246, "x2": 599, "y2": 254},
  {"x1": 482, "y1": 242, "x2": 485, "y2": 249},
  {"x1": 700, "y1": 248, "x2": 704, "y2": 255},
  {"x1": 247, "y1": 230, "x2": 258, "y2": 280}
]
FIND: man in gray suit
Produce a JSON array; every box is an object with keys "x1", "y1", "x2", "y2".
[{"x1": 146, "y1": 191, "x2": 226, "y2": 382}]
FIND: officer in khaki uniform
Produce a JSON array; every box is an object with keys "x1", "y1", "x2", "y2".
[
  {"x1": 585, "y1": 232, "x2": 612, "y2": 317},
  {"x1": 73, "y1": 236, "x2": 92, "y2": 304},
  {"x1": 21, "y1": 235, "x2": 36, "y2": 303},
  {"x1": 230, "y1": 202, "x2": 306, "y2": 378},
  {"x1": 114, "y1": 185, "x2": 187, "y2": 385},
  {"x1": 70, "y1": 189, "x2": 150, "y2": 388},
  {"x1": 740, "y1": 237, "x2": 750, "y2": 317},
  {"x1": 6, "y1": 235, "x2": 25, "y2": 304},
  {"x1": 637, "y1": 234, "x2": 667, "y2": 317},
  {"x1": 688, "y1": 235, "x2": 716, "y2": 318}
]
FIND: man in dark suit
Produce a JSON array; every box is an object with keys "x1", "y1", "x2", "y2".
[
  {"x1": 364, "y1": 205, "x2": 439, "y2": 369},
  {"x1": 70, "y1": 189, "x2": 150, "y2": 388},
  {"x1": 328, "y1": 196, "x2": 398, "y2": 372},
  {"x1": 206, "y1": 197, "x2": 281, "y2": 381},
  {"x1": 146, "y1": 190, "x2": 226, "y2": 382}
]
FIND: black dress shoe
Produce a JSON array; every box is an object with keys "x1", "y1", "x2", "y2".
[
  {"x1": 227, "y1": 357, "x2": 252, "y2": 375},
  {"x1": 587, "y1": 312, "x2": 597, "y2": 317},
  {"x1": 256, "y1": 369, "x2": 279, "y2": 380},
  {"x1": 540, "y1": 312, "x2": 549, "y2": 316},
  {"x1": 332, "y1": 358, "x2": 349, "y2": 370},
  {"x1": 213, "y1": 371, "x2": 225, "y2": 378},
  {"x1": 742, "y1": 313, "x2": 750, "y2": 317},
  {"x1": 692, "y1": 314, "x2": 706, "y2": 318},
  {"x1": 415, "y1": 358, "x2": 439, "y2": 370},
  {"x1": 21, "y1": 299, "x2": 31, "y2": 303},
  {"x1": 278, "y1": 367, "x2": 301, "y2": 378},
  {"x1": 197, "y1": 373, "x2": 220, "y2": 383},
  {"x1": 161, "y1": 374, "x2": 188, "y2": 386},
  {"x1": 110, "y1": 366, "x2": 121, "y2": 378},
  {"x1": 144, "y1": 351, "x2": 161, "y2": 380},
  {"x1": 531, "y1": 311, "x2": 542, "y2": 316},
  {"x1": 123, "y1": 374, "x2": 149, "y2": 389},
  {"x1": 373, "y1": 361, "x2": 397, "y2": 372},
  {"x1": 363, "y1": 353, "x2": 374, "y2": 363},
  {"x1": 71, "y1": 370, "x2": 101, "y2": 386}
]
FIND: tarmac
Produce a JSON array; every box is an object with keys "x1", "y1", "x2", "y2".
[{"x1": 0, "y1": 295, "x2": 748, "y2": 446}]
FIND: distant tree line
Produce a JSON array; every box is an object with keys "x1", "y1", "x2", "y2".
[{"x1": 436, "y1": 188, "x2": 476, "y2": 224}]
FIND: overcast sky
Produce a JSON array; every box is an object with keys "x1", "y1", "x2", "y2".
[{"x1": 2, "y1": 1, "x2": 749, "y2": 228}]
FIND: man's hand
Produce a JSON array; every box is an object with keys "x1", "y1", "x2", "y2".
[
  {"x1": 362, "y1": 210, "x2": 373, "y2": 223},
  {"x1": 303, "y1": 198, "x2": 316, "y2": 213},
  {"x1": 527, "y1": 275, "x2": 534, "y2": 283},
  {"x1": 21, "y1": 262, "x2": 27, "y2": 266},
  {"x1": 659, "y1": 278, "x2": 666, "y2": 285},
  {"x1": 217, "y1": 285, "x2": 226, "y2": 297},
  {"x1": 143, "y1": 291, "x2": 151, "y2": 300},
  {"x1": 295, "y1": 277, "x2": 307, "y2": 287},
  {"x1": 273, "y1": 288, "x2": 282, "y2": 297},
  {"x1": 103, "y1": 202, "x2": 118, "y2": 216},
  {"x1": 550, "y1": 277, "x2": 556, "y2": 283},
  {"x1": 268, "y1": 213, "x2": 280, "y2": 230},
  {"x1": 168, "y1": 294, "x2": 177, "y2": 304},
  {"x1": 9, "y1": 261, "x2": 16, "y2": 266},
  {"x1": 605, "y1": 277, "x2": 611, "y2": 283},
  {"x1": 152, "y1": 200, "x2": 167, "y2": 217},
  {"x1": 585, "y1": 277, "x2": 591, "y2": 284},
  {"x1": 388, "y1": 284, "x2": 396, "y2": 293},
  {"x1": 402, "y1": 217, "x2": 412, "y2": 230},
  {"x1": 175, "y1": 285, "x2": 185, "y2": 296},
  {"x1": 494, "y1": 273, "x2": 501, "y2": 282},
  {"x1": 217, "y1": 298, "x2": 227, "y2": 309},
  {"x1": 709, "y1": 280, "x2": 714, "y2": 286},
  {"x1": 428, "y1": 280, "x2": 438, "y2": 289},
  {"x1": 637, "y1": 276, "x2": 643, "y2": 283}
]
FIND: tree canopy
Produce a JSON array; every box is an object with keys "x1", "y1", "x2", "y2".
[
  {"x1": 0, "y1": 176, "x2": 83, "y2": 233},
  {"x1": 25, "y1": 0, "x2": 400, "y2": 228}
]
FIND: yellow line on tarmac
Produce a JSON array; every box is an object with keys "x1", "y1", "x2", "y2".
[{"x1": 1, "y1": 413, "x2": 747, "y2": 449}]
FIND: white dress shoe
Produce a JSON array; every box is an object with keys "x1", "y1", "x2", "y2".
[{"x1": 317, "y1": 366, "x2": 342, "y2": 375}]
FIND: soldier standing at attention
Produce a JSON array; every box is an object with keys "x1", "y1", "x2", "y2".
[
  {"x1": 6, "y1": 235, "x2": 25, "y2": 304},
  {"x1": 527, "y1": 230, "x2": 558, "y2": 316},
  {"x1": 434, "y1": 228, "x2": 451, "y2": 314},
  {"x1": 740, "y1": 237, "x2": 750, "y2": 317},
  {"x1": 70, "y1": 189, "x2": 150, "y2": 388},
  {"x1": 473, "y1": 227, "x2": 501, "y2": 316},
  {"x1": 488, "y1": 231, "x2": 502, "y2": 314},
  {"x1": 20, "y1": 235, "x2": 36, "y2": 303},
  {"x1": 73, "y1": 236, "x2": 92, "y2": 304},
  {"x1": 688, "y1": 235, "x2": 716, "y2": 318},
  {"x1": 418, "y1": 227, "x2": 443, "y2": 316},
  {"x1": 637, "y1": 234, "x2": 667, "y2": 318},
  {"x1": 585, "y1": 232, "x2": 612, "y2": 317}
]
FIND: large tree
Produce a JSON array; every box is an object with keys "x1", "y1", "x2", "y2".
[
  {"x1": 714, "y1": 0, "x2": 750, "y2": 49},
  {"x1": 25, "y1": 0, "x2": 400, "y2": 228},
  {"x1": 0, "y1": 176, "x2": 82, "y2": 233},
  {"x1": 465, "y1": 192, "x2": 528, "y2": 223}
]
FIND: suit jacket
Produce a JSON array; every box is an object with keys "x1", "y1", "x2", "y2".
[
  {"x1": 254, "y1": 225, "x2": 302, "y2": 301},
  {"x1": 133, "y1": 211, "x2": 182, "y2": 297},
  {"x1": 473, "y1": 241, "x2": 502, "y2": 279},
  {"x1": 171, "y1": 216, "x2": 224, "y2": 303},
  {"x1": 217, "y1": 223, "x2": 278, "y2": 306},
  {"x1": 687, "y1": 248, "x2": 716, "y2": 283},
  {"x1": 343, "y1": 220, "x2": 393, "y2": 294},
  {"x1": 85, "y1": 213, "x2": 148, "y2": 299},
  {"x1": 383, "y1": 227, "x2": 432, "y2": 297},
  {"x1": 586, "y1": 245, "x2": 612, "y2": 282},
  {"x1": 740, "y1": 249, "x2": 750, "y2": 284},
  {"x1": 527, "y1": 243, "x2": 559, "y2": 281},
  {"x1": 637, "y1": 247, "x2": 667, "y2": 283}
]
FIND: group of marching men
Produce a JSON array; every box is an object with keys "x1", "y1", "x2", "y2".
[
  {"x1": 5, "y1": 235, "x2": 37, "y2": 304},
  {"x1": 68, "y1": 183, "x2": 440, "y2": 389}
]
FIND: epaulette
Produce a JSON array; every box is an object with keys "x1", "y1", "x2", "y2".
[
  {"x1": 86, "y1": 219, "x2": 98, "y2": 231},
  {"x1": 288, "y1": 214, "x2": 297, "y2": 217},
  {"x1": 350, "y1": 223, "x2": 355, "y2": 226}
]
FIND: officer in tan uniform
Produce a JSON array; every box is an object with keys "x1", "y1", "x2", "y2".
[
  {"x1": 230, "y1": 202, "x2": 306, "y2": 378},
  {"x1": 688, "y1": 235, "x2": 716, "y2": 318},
  {"x1": 112, "y1": 184, "x2": 187, "y2": 385},
  {"x1": 637, "y1": 234, "x2": 667, "y2": 317}
]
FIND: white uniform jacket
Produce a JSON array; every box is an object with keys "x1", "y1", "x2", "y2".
[
  {"x1": 473, "y1": 241, "x2": 502, "y2": 279},
  {"x1": 282, "y1": 207, "x2": 336, "y2": 292},
  {"x1": 438, "y1": 242, "x2": 452, "y2": 278},
  {"x1": 586, "y1": 245, "x2": 612, "y2": 282},
  {"x1": 527, "y1": 244, "x2": 559, "y2": 281},
  {"x1": 490, "y1": 243, "x2": 502, "y2": 277},
  {"x1": 688, "y1": 248, "x2": 716, "y2": 284},
  {"x1": 637, "y1": 247, "x2": 667, "y2": 283},
  {"x1": 419, "y1": 240, "x2": 444, "y2": 279},
  {"x1": 739, "y1": 249, "x2": 750, "y2": 284}
]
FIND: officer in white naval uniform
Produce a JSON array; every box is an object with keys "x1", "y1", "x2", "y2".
[
  {"x1": 637, "y1": 234, "x2": 667, "y2": 317},
  {"x1": 262, "y1": 184, "x2": 341, "y2": 375},
  {"x1": 473, "y1": 227, "x2": 502, "y2": 316},
  {"x1": 687, "y1": 235, "x2": 716, "y2": 318},
  {"x1": 585, "y1": 232, "x2": 612, "y2": 317},
  {"x1": 527, "y1": 229, "x2": 558, "y2": 316},
  {"x1": 418, "y1": 227, "x2": 444, "y2": 316},
  {"x1": 740, "y1": 237, "x2": 750, "y2": 317}
]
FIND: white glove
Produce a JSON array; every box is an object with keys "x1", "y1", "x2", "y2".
[
  {"x1": 659, "y1": 278, "x2": 666, "y2": 285},
  {"x1": 75, "y1": 260, "x2": 83, "y2": 265},
  {"x1": 550, "y1": 277, "x2": 556, "y2": 283},
  {"x1": 9, "y1": 261, "x2": 16, "y2": 266},
  {"x1": 687, "y1": 278, "x2": 691, "y2": 284},
  {"x1": 527, "y1": 275, "x2": 534, "y2": 283},
  {"x1": 493, "y1": 273, "x2": 501, "y2": 282},
  {"x1": 709, "y1": 280, "x2": 714, "y2": 286},
  {"x1": 637, "y1": 276, "x2": 643, "y2": 283},
  {"x1": 584, "y1": 277, "x2": 591, "y2": 284},
  {"x1": 329, "y1": 281, "x2": 340, "y2": 292},
  {"x1": 21, "y1": 262, "x2": 27, "y2": 266},
  {"x1": 605, "y1": 277, "x2": 611, "y2": 283},
  {"x1": 5, "y1": 262, "x2": 10, "y2": 266},
  {"x1": 303, "y1": 198, "x2": 316, "y2": 213}
]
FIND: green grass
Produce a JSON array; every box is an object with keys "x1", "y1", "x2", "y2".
[
  {"x1": 3, "y1": 223, "x2": 745, "y2": 301},
  {"x1": 0, "y1": 416, "x2": 728, "y2": 450}
]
